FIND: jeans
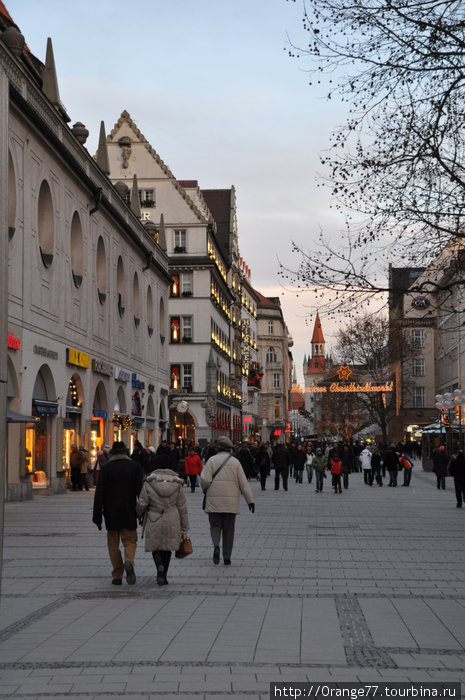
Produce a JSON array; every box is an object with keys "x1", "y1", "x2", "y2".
[
  {"x1": 403, "y1": 468, "x2": 412, "y2": 486},
  {"x1": 306, "y1": 465, "x2": 313, "y2": 483},
  {"x1": 315, "y1": 471, "x2": 324, "y2": 491},
  {"x1": 388, "y1": 469, "x2": 397, "y2": 486},
  {"x1": 295, "y1": 468, "x2": 304, "y2": 483},
  {"x1": 107, "y1": 529, "x2": 137, "y2": 580}
]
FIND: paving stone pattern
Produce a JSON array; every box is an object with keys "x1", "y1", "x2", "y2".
[{"x1": 0, "y1": 460, "x2": 464, "y2": 698}]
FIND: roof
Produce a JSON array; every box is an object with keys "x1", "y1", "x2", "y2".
[
  {"x1": 202, "y1": 189, "x2": 232, "y2": 264},
  {"x1": 0, "y1": 1, "x2": 14, "y2": 23},
  {"x1": 255, "y1": 291, "x2": 280, "y2": 310},
  {"x1": 311, "y1": 312, "x2": 325, "y2": 344},
  {"x1": 291, "y1": 392, "x2": 305, "y2": 410}
]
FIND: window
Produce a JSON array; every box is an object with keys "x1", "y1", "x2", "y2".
[
  {"x1": 171, "y1": 274, "x2": 180, "y2": 297},
  {"x1": 412, "y1": 329, "x2": 425, "y2": 348},
  {"x1": 275, "y1": 401, "x2": 281, "y2": 418},
  {"x1": 268, "y1": 320, "x2": 274, "y2": 334},
  {"x1": 266, "y1": 347, "x2": 277, "y2": 363},
  {"x1": 181, "y1": 271, "x2": 193, "y2": 295},
  {"x1": 182, "y1": 316, "x2": 192, "y2": 341},
  {"x1": 412, "y1": 358, "x2": 425, "y2": 376},
  {"x1": 170, "y1": 317, "x2": 180, "y2": 343},
  {"x1": 413, "y1": 386, "x2": 425, "y2": 408},
  {"x1": 116, "y1": 256, "x2": 125, "y2": 317},
  {"x1": 174, "y1": 229, "x2": 186, "y2": 252},
  {"x1": 70, "y1": 212, "x2": 83, "y2": 288},
  {"x1": 139, "y1": 189, "x2": 155, "y2": 207},
  {"x1": 182, "y1": 364, "x2": 193, "y2": 391},
  {"x1": 38, "y1": 180, "x2": 54, "y2": 267},
  {"x1": 273, "y1": 373, "x2": 281, "y2": 389}
]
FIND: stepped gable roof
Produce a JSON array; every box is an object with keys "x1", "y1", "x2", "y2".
[
  {"x1": 311, "y1": 312, "x2": 325, "y2": 343},
  {"x1": 202, "y1": 189, "x2": 232, "y2": 263},
  {"x1": 108, "y1": 111, "x2": 208, "y2": 225}
]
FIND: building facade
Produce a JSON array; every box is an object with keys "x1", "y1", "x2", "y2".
[{"x1": 2, "y1": 16, "x2": 171, "y2": 500}]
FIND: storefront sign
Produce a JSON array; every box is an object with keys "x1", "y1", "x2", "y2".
[
  {"x1": 92, "y1": 359, "x2": 113, "y2": 376},
  {"x1": 32, "y1": 399, "x2": 58, "y2": 415},
  {"x1": 92, "y1": 410, "x2": 108, "y2": 418},
  {"x1": 66, "y1": 347, "x2": 90, "y2": 369},
  {"x1": 114, "y1": 366, "x2": 131, "y2": 382},
  {"x1": 33, "y1": 345, "x2": 58, "y2": 360},
  {"x1": 132, "y1": 373, "x2": 145, "y2": 389},
  {"x1": 7, "y1": 332, "x2": 21, "y2": 350},
  {"x1": 303, "y1": 381, "x2": 394, "y2": 394}
]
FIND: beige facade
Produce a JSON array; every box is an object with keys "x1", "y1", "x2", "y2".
[{"x1": 3, "y1": 28, "x2": 171, "y2": 500}]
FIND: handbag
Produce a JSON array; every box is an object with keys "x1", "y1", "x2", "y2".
[
  {"x1": 202, "y1": 454, "x2": 231, "y2": 510},
  {"x1": 175, "y1": 534, "x2": 193, "y2": 559}
]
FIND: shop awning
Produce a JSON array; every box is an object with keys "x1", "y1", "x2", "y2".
[{"x1": 7, "y1": 410, "x2": 38, "y2": 423}]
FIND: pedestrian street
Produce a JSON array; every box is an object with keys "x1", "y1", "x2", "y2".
[{"x1": 0, "y1": 460, "x2": 464, "y2": 699}]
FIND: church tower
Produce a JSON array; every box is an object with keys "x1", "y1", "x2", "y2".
[{"x1": 307, "y1": 312, "x2": 326, "y2": 375}]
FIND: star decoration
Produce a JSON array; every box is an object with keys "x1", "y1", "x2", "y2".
[{"x1": 337, "y1": 365, "x2": 352, "y2": 381}]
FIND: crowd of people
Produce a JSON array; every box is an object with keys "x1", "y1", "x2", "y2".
[{"x1": 85, "y1": 433, "x2": 464, "y2": 588}]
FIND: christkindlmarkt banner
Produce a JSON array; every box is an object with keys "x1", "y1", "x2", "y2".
[{"x1": 293, "y1": 366, "x2": 394, "y2": 395}]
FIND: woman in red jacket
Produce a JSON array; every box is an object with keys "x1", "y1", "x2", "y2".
[
  {"x1": 330, "y1": 453, "x2": 343, "y2": 494},
  {"x1": 184, "y1": 447, "x2": 203, "y2": 492}
]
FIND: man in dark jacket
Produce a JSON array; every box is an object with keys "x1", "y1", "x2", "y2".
[
  {"x1": 448, "y1": 449, "x2": 465, "y2": 507},
  {"x1": 432, "y1": 445, "x2": 449, "y2": 490},
  {"x1": 272, "y1": 443, "x2": 290, "y2": 491},
  {"x1": 92, "y1": 441, "x2": 144, "y2": 586}
]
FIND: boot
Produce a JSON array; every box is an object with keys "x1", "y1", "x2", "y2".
[
  {"x1": 161, "y1": 551, "x2": 171, "y2": 585},
  {"x1": 152, "y1": 551, "x2": 166, "y2": 586}
]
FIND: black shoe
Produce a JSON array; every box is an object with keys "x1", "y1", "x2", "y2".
[
  {"x1": 213, "y1": 546, "x2": 220, "y2": 565},
  {"x1": 224, "y1": 559, "x2": 231, "y2": 565},
  {"x1": 112, "y1": 578, "x2": 122, "y2": 586},
  {"x1": 124, "y1": 561, "x2": 136, "y2": 585}
]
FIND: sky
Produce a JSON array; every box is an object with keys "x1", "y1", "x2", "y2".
[{"x1": 8, "y1": 0, "x2": 349, "y2": 383}]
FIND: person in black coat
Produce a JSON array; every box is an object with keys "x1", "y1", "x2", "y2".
[
  {"x1": 255, "y1": 443, "x2": 270, "y2": 490},
  {"x1": 383, "y1": 445, "x2": 400, "y2": 486},
  {"x1": 92, "y1": 441, "x2": 144, "y2": 586},
  {"x1": 293, "y1": 444, "x2": 307, "y2": 484},
  {"x1": 447, "y1": 449, "x2": 465, "y2": 506},
  {"x1": 271, "y1": 443, "x2": 290, "y2": 491},
  {"x1": 432, "y1": 445, "x2": 449, "y2": 490}
]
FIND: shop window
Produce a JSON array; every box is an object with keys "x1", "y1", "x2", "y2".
[
  {"x1": 70, "y1": 211, "x2": 83, "y2": 288},
  {"x1": 38, "y1": 179, "x2": 54, "y2": 268}
]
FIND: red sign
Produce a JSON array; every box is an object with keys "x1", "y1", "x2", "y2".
[
  {"x1": 273, "y1": 429, "x2": 281, "y2": 436},
  {"x1": 7, "y1": 332, "x2": 20, "y2": 350}
]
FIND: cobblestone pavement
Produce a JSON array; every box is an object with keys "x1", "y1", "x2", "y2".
[{"x1": 1, "y1": 460, "x2": 464, "y2": 698}]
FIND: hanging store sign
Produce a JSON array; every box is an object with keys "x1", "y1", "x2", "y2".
[{"x1": 7, "y1": 332, "x2": 21, "y2": 350}]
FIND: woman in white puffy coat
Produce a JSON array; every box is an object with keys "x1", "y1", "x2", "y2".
[{"x1": 136, "y1": 469, "x2": 189, "y2": 585}]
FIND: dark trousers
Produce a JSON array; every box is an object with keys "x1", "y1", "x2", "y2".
[
  {"x1": 188, "y1": 474, "x2": 197, "y2": 492},
  {"x1": 403, "y1": 468, "x2": 412, "y2": 486},
  {"x1": 436, "y1": 475, "x2": 446, "y2": 489},
  {"x1": 315, "y1": 471, "x2": 324, "y2": 491},
  {"x1": 332, "y1": 474, "x2": 342, "y2": 492},
  {"x1": 388, "y1": 469, "x2": 397, "y2": 486},
  {"x1": 454, "y1": 479, "x2": 465, "y2": 506},
  {"x1": 71, "y1": 467, "x2": 81, "y2": 491},
  {"x1": 295, "y1": 468, "x2": 304, "y2": 483},
  {"x1": 259, "y1": 465, "x2": 268, "y2": 490},
  {"x1": 363, "y1": 469, "x2": 373, "y2": 485},
  {"x1": 208, "y1": 513, "x2": 236, "y2": 560},
  {"x1": 343, "y1": 473, "x2": 349, "y2": 489},
  {"x1": 274, "y1": 466, "x2": 289, "y2": 490}
]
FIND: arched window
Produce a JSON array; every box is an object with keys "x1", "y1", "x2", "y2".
[
  {"x1": 133, "y1": 272, "x2": 140, "y2": 327},
  {"x1": 70, "y1": 211, "x2": 83, "y2": 288},
  {"x1": 8, "y1": 152, "x2": 16, "y2": 240},
  {"x1": 37, "y1": 180, "x2": 54, "y2": 267},
  {"x1": 117, "y1": 256, "x2": 125, "y2": 317},
  {"x1": 147, "y1": 285, "x2": 154, "y2": 336},
  {"x1": 96, "y1": 237, "x2": 107, "y2": 304},
  {"x1": 266, "y1": 347, "x2": 277, "y2": 363}
]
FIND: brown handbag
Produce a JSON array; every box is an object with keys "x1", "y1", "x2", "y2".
[{"x1": 175, "y1": 534, "x2": 193, "y2": 559}]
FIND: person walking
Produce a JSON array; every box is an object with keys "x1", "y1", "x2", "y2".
[
  {"x1": 69, "y1": 443, "x2": 84, "y2": 491},
  {"x1": 305, "y1": 448, "x2": 314, "y2": 484},
  {"x1": 448, "y1": 449, "x2": 465, "y2": 507},
  {"x1": 271, "y1": 443, "x2": 290, "y2": 491},
  {"x1": 360, "y1": 444, "x2": 373, "y2": 485},
  {"x1": 136, "y1": 467, "x2": 189, "y2": 585},
  {"x1": 384, "y1": 445, "x2": 400, "y2": 487},
  {"x1": 92, "y1": 441, "x2": 144, "y2": 586},
  {"x1": 312, "y1": 447, "x2": 327, "y2": 493},
  {"x1": 131, "y1": 439, "x2": 149, "y2": 474},
  {"x1": 371, "y1": 446, "x2": 383, "y2": 486},
  {"x1": 91, "y1": 448, "x2": 108, "y2": 485},
  {"x1": 432, "y1": 445, "x2": 449, "y2": 490},
  {"x1": 200, "y1": 436, "x2": 255, "y2": 566},
  {"x1": 293, "y1": 444, "x2": 307, "y2": 484},
  {"x1": 255, "y1": 442, "x2": 270, "y2": 491},
  {"x1": 79, "y1": 445, "x2": 91, "y2": 491},
  {"x1": 330, "y1": 452, "x2": 343, "y2": 493},
  {"x1": 399, "y1": 453, "x2": 413, "y2": 486},
  {"x1": 184, "y1": 446, "x2": 203, "y2": 493},
  {"x1": 340, "y1": 443, "x2": 355, "y2": 490}
]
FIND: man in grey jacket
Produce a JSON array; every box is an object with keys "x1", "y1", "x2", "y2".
[{"x1": 200, "y1": 436, "x2": 255, "y2": 566}]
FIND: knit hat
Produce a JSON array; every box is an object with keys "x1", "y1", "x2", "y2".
[
  {"x1": 110, "y1": 441, "x2": 128, "y2": 455},
  {"x1": 147, "y1": 446, "x2": 156, "y2": 454}
]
